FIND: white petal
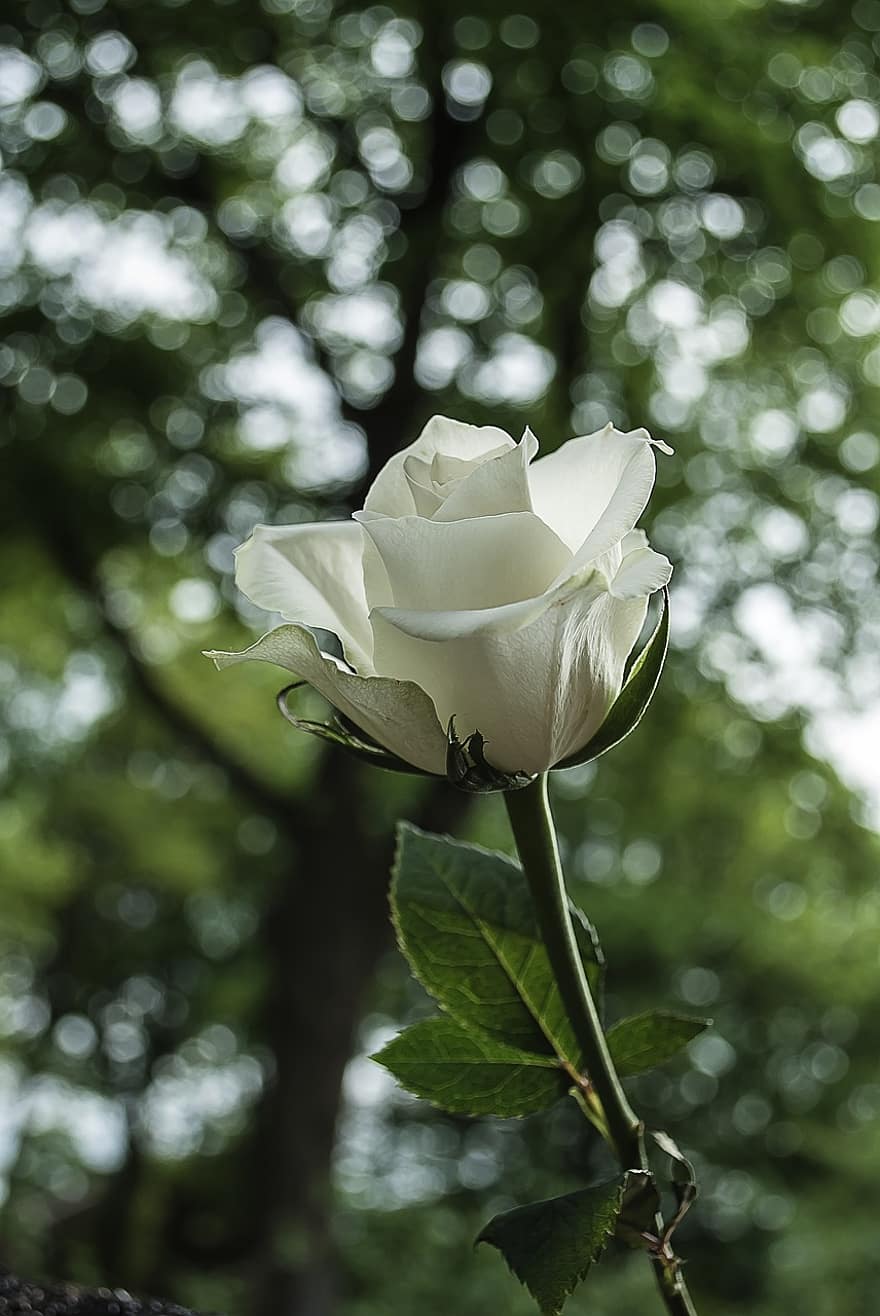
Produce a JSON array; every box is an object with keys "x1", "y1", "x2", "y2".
[
  {"x1": 368, "y1": 608, "x2": 550, "y2": 773},
  {"x1": 609, "y1": 543, "x2": 673, "y2": 600},
  {"x1": 432, "y1": 429, "x2": 537, "y2": 522},
  {"x1": 402, "y1": 454, "x2": 444, "y2": 516},
  {"x1": 529, "y1": 425, "x2": 657, "y2": 563},
  {"x1": 620, "y1": 528, "x2": 649, "y2": 553},
  {"x1": 590, "y1": 541, "x2": 625, "y2": 585},
  {"x1": 363, "y1": 416, "x2": 516, "y2": 517},
  {"x1": 234, "y1": 521, "x2": 372, "y2": 670},
  {"x1": 551, "y1": 592, "x2": 649, "y2": 762},
  {"x1": 354, "y1": 510, "x2": 571, "y2": 614},
  {"x1": 589, "y1": 528, "x2": 652, "y2": 586},
  {"x1": 371, "y1": 592, "x2": 555, "y2": 643},
  {"x1": 628, "y1": 426, "x2": 674, "y2": 456},
  {"x1": 370, "y1": 579, "x2": 631, "y2": 775},
  {"x1": 205, "y1": 624, "x2": 447, "y2": 774},
  {"x1": 406, "y1": 445, "x2": 510, "y2": 502}
]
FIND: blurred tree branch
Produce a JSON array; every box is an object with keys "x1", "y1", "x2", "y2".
[{"x1": 42, "y1": 514, "x2": 302, "y2": 832}]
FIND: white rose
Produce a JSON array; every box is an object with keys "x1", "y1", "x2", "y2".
[{"x1": 207, "y1": 416, "x2": 673, "y2": 779}]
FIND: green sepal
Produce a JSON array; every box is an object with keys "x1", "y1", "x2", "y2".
[
  {"x1": 476, "y1": 1176, "x2": 628, "y2": 1315},
  {"x1": 652, "y1": 1129, "x2": 698, "y2": 1218},
  {"x1": 391, "y1": 824, "x2": 604, "y2": 1068},
  {"x1": 372, "y1": 1016, "x2": 570, "y2": 1117},
  {"x1": 446, "y1": 718, "x2": 536, "y2": 794},
  {"x1": 276, "y1": 682, "x2": 430, "y2": 776},
  {"x1": 606, "y1": 1009, "x2": 711, "y2": 1077},
  {"x1": 615, "y1": 1169, "x2": 663, "y2": 1251},
  {"x1": 555, "y1": 586, "x2": 669, "y2": 770}
]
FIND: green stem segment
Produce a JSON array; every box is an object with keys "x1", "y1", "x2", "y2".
[
  {"x1": 504, "y1": 775, "x2": 698, "y2": 1316},
  {"x1": 505, "y1": 775, "x2": 642, "y2": 1167}
]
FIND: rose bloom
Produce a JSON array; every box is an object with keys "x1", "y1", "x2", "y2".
[{"x1": 208, "y1": 417, "x2": 672, "y2": 776}]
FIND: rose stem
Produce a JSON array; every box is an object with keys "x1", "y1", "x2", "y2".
[{"x1": 504, "y1": 773, "x2": 698, "y2": 1316}]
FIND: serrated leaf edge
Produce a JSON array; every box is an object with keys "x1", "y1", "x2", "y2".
[
  {"x1": 476, "y1": 1176, "x2": 629, "y2": 1315},
  {"x1": 391, "y1": 824, "x2": 579, "y2": 1066},
  {"x1": 371, "y1": 1016, "x2": 568, "y2": 1119}
]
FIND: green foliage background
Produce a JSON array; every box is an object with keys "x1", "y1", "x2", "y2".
[{"x1": 2, "y1": 0, "x2": 880, "y2": 1312}]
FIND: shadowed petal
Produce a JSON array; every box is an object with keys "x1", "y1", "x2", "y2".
[
  {"x1": 355, "y1": 509, "x2": 570, "y2": 614},
  {"x1": 205, "y1": 625, "x2": 447, "y2": 774},
  {"x1": 432, "y1": 429, "x2": 538, "y2": 522},
  {"x1": 234, "y1": 521, "x2": 372, "y2": 669},
  {"x1": 529, "y1": 425, "x2": 659, "y2": 565},
  {"x1": 364, "y1": 416, "x2": 516, "y2": 517}
]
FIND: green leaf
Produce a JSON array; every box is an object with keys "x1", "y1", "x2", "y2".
[
  {"x1": 606, "y1": 1009, "x2": 711, "y2": 1077},
  {"x1": 372, "y1": 1017, "x2": 570, "y2": 1117},
  {"x1": 556, "y1": 586, "x2": 669, "y2": 770},
  {"x1": 477, "y1": 1177, "x2": 626, "y2": 1315},
  {"x1": 392, "y1": 825, "x2": 603, "y2": 1067}
]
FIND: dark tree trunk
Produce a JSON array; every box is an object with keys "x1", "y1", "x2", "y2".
[
  {"x1": 244, "y1": 760, "x2": 470, "y2": 1316},
  {"x1": 249, "y1": 761, "x2": 393, "y2": 1316}
]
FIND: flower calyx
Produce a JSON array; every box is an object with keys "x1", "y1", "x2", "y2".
[{"x1": 446, "y1": 718, "x2": 536, "y2": 794}]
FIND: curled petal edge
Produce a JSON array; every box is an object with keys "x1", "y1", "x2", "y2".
[
  {"x1": 276, "y1": 683, "x2": 431, "y2": 776},
  {"x1": 205, "y1": 624, "x2": 448, "y2": 775}
]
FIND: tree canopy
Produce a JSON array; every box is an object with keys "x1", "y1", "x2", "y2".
[{"x1": 2, "y1": 0, "x2": 879, "y2": 1313}]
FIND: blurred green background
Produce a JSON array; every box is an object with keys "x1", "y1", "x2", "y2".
[{"x1": 2, "y1": 0, "x2": 880, "y2": 1312}]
